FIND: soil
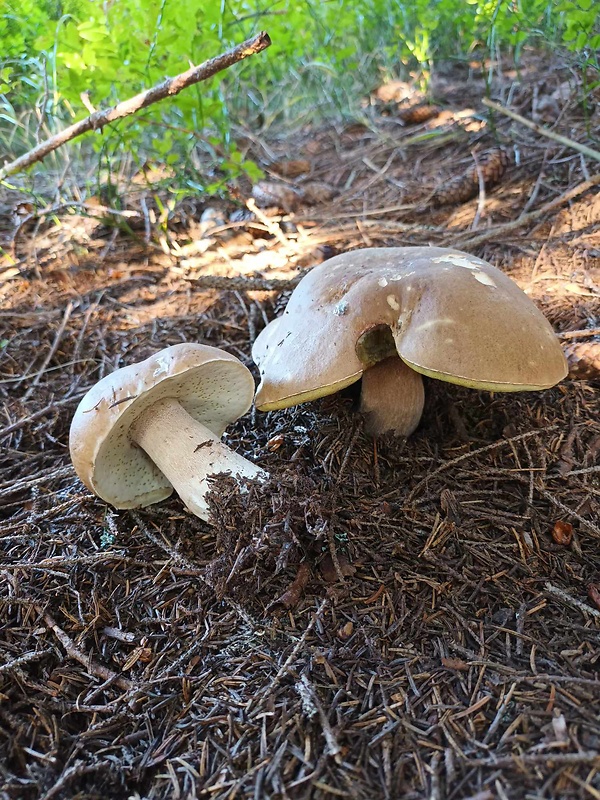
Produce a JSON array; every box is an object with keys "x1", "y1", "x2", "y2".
[{"x1": 1, "y1": 53, "x2": 599, "y2": 799}]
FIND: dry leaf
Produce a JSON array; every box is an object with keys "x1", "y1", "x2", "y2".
[
  {"x1": 588, "y1": 584, "x2": 600, "y2": 610},
  {"x1": 251, "y1": 181, "x2": 300, "y2": 210},
  {"x1": 552, "y1": 520, "x2": 573, "y2": 546},
  {"x1": 271, "y1": 563, "x2": 311, "y2": 609},
  {"x1": 319, "y1": 553, "x2": 356, "y2": 583},
  {"x1": 122, "y1": 646, "x2": 153, "y2": 671},
  {"x1": 298, "y1": 181, "x2": 337, "y2": 205},
  {"x1": 441, "y1": 657, "x2": 469, "y2": 671},
  {"x1": 337, "y1": 621, "x2": 354, "y2": 640},
  {"x1": 269, "y1": 159, "x2": 311, "y2": 178},
  {"x1": 267, "y1": 434, "x2": 285, "y2": 451}
]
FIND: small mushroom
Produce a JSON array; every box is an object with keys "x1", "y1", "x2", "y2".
[
  {"x1": 252, "y1": 247, "x2": 568, "y2": 436},
  {"x1": 70, "y1": 343, "x2": 264, "y2": 521}
]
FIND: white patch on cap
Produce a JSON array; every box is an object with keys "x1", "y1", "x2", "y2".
[
  {"x1": 378, "y1": 277, "x2": 388, "y2": 287},
  {"x1": 153, "y1": 357, "x2": 170, "y2": 377},
  {"x1": 432, "y1": 253, "x2": 496, "y2": 288},
  {"x1": 414, "y1": 317, "x2": 456, "y2": 332},
  {"x1": 333, "y1": 300, "x2": 349, "y2": 316},
  {"x1": 473, "y1": 271, "x2": 496, "y2": 287},
  {"x1": 387, "y1": 295, "x2": 400, "y2": 311},
  {"x1": 432, "y1": 253, "x2": 481, "y2": 270}
]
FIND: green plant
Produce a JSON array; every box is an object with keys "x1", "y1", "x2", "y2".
[{"x1": 0, "y1": 0, "x2": 597, "y2": 195}]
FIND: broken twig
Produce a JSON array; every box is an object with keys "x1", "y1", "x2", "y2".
[
  {"x1": 0, "y1": 32, "x2": 271, "y2": 180},
  {"x1": 482, "y1": 97, "x2": 600, "y2": 162}
]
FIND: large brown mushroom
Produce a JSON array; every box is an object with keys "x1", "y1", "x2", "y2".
[
  {"x1": 252, "y1": 247, "x2": 568, "y2": 436},
  {"x1": 70, "y1": 343, "x2": 265, "y2": 521}
]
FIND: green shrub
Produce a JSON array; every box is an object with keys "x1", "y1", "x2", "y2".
[{"x1": 0, "y1": 0, "x2": 597, "y2": 189}]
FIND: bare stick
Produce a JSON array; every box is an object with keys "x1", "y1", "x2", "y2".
[
  {"x1": 36, "y1": 607, "x2": 134, "y2": 692},
  {"x1": 0, "y1": 394, "x2": 85, "y2": 442},
  {"x1": 453, "y1": 171, "x2": 600, "y2": 249},
  {"x1": 22, "y1": 301, "x2": 74, "y2": 400},
  {"x1": 545, "y1": 583, "x2": 600, "y2": 620},
  {"x1": 559, "y1": 327, "x2": 600, "y2": 340},
  {"x1": 467, "y1": 752, "x2": 600, "y2": 768},
  {"x1": 0, "y1": 649, "x2": 52, "y2": 674},
  {"x1": 0, "y1": 32, "x2": 271, "y2": 180},
  {"x1": 482, "y1": 97, "x2": 600, "y2": 162},
  {"x1": 186, "y1": 272, "x2": 304, "y2": 291},
  {"x1": 39, "y1": 761, "x2": 114, "y2": 800},
  {"x1": 246, "y1": 198, "x2": 292, "y2": 249}
]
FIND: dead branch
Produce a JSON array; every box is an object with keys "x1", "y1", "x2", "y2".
[
  {"x1": 483, "y1": 97, "x2": 600, "y2": 163},
  {"x1": 0, "y1": 31, "x2": 271, "y2": 180},
  {"x1": 0, "y1": 649, "x2": 52, "y2": 674},
  {"x1": 36, "y1": 607, "x2": 134, "y2": 692},
  {"x1": 559, "y1": 327, "x2": 600, "y2": 340},
  {"x1": 453, "y1": 171, "x2": 600, "y2": 249},
  {"x1": 186, "y1": 272, "x2": 304, "y2": 291}
]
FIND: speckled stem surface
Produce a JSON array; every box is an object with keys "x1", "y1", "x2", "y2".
[{"x1": 130, "y1": 397, "x2": 265, "y2": 522}]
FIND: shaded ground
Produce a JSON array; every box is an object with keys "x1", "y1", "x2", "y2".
[{"x1": 1, "y1": 53, "x2": 600, "y2": 799}]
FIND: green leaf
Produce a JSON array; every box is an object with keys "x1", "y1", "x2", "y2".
[{"x1": 78, "y1": 19, "x2": 108, "y2": 42}]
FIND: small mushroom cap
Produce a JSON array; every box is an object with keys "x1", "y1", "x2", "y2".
[
  {"x1": 70, "y1": 343, "x2": 255, "y2": 508},
  {"x1": 253, "y1": 247, "x2": 568, "y2": 410}
]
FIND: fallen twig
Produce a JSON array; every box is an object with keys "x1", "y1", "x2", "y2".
[
  {"x1": 0, "y1": 393, "x2": 85, "y2": 442},
  {"x1": 467, "y1": 752, "x2": 600, "y2": 768},
  {"x1": 0, "y1": 649, "x2": 52, "y2": 674},
  {"x1": 453, "y1": 171, "x2": 600, "y2": 249},
  {"x1": 482, "y1": 97, "x2": 600, "y2": 163},
  {"x1": 0, "y1": 32, "x2": 271, "y2": 180},
  {"x1": 248, "y1": 598, "x2": 328, "y2": 717},
  {"x1": 21, "y1": 302, "x2": 74, "y2": 400},
  {"x1": 39, "y1": 760, "x2": 115, "y2": 800},
  {"x1": 545, "y1": 583, "x2": 600, "y2": 620},
  {"x1": 408, "y1": 428, "x2": 556, "y2": 502},
  {"x1": 36, "y1": 607, "x2": 135, "y2": 692},
  {"x1": 0, "y1": 463, "x2": 75, "y2": 497},
  {"x1": 186, "y1": 272, "x2": 304, "y2": 291},
  {"x1": 246, "y1": 197, "x2": 293, "y2": 249},
  {"x1": 559, "y1": 327, "x2": 600, "y2": 340}
]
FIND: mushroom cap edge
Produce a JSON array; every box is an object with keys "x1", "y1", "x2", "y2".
[{"x1": 69, "y1": 343, "x2": 256, "y2": 508}]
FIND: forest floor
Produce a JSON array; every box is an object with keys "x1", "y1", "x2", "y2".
[{"x1": 1, "y1": 53, "x2": 600, "y2": 800}]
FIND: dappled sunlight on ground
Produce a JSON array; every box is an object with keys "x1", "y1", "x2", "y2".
[{"x1": 1, "y1": 49, "x2": 599, "y2": 800}]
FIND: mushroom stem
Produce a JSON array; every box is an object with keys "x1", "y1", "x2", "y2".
[
  {"x1": 359, "y1": 357, "x2": 425, "y2": 437},
  {"x1": 129, "y1": 397, "x2": 265, "y2": 521}
]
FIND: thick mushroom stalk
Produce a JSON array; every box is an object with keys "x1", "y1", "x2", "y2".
[
  {"x1": 69, "y1": 343, "x2": 264, "y2": 524},
  {"x1": 130, "y1": 397, "x2": 265, "y2": 520},
  {"x1": 359, "y1": 357, "x2": 425, "y2": 437}
]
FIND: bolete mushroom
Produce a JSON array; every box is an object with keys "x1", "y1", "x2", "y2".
[
  {"x1": 70, "y1": 343, "x2": 264, "y2": 521},
  {"x1": 252, "y1": 247, "x2": 568, "y2": 436}
]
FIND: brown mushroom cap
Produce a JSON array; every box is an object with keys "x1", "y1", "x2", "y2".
[
  {"x1": 70, "y1": 343, "x2": 255, "y2": 508},
  {"x1": 253, "y1": 247, "x2": 567, "y2": 411}
]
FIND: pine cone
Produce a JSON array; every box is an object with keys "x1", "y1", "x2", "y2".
[
  {"x1": 431, "y1": 148, "x2": 509, "y2": 206},
  {"x1": 564, "y1": 341, "x2": 600, "y2": 379},
  {"x1": 268, "y1": 159, "x2": 311, "y2": 178},
  {"x1": 251, "y1": 181, "x2": 301, "y2": 210},
  {"x1": 398, "y1": 104, "x2": 440, "y2": 124},
  {"x1": 298, "y1": 181, "x2": 337, "y2": 205}
]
